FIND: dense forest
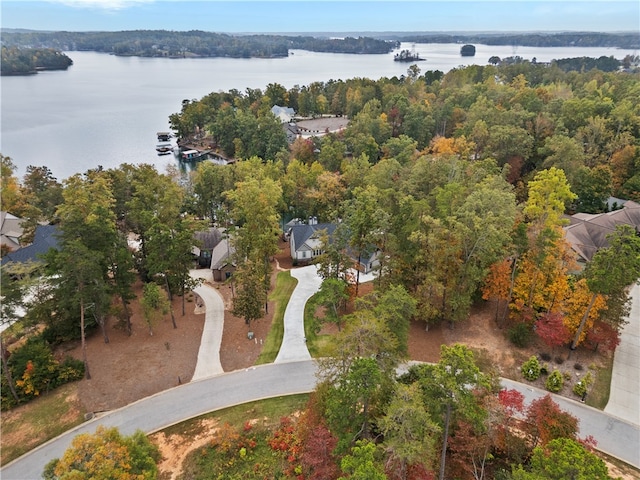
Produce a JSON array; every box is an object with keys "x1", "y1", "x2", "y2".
[
  {"x1": 392, "y1": 32, "x2": 640, "y2": 49},
  {"x1": 0, "y1": 46, "x2": 73, "y2": 75},
  {"x1": 2, "y1": 29, "x2": 638, "y2": 59},
  {"x1": 0, "y1": 30, "x2": 396, "y2": 58},
  {"x1": 2, "y1": 58, "x2": 640, "y2": 478}
]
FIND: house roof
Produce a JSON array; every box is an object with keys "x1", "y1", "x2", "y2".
[
  {"x1": 1, "y1": 224, "x2": 60, "y2": 265},
  {"x1": 210, "y1": 237, "x2": 236, "y2": 270},
  {"x1": 290, "y1": 223, "x2": 337, "y2": 252},
  {"x1": 564, "y1": 200, "x2": 640, "y2": 262},
  {"x1": 271, "y1": 105, "x2": 296, "y2": 123},
  {"x1": 194, "y1": 228, "x2": 223, "y2": 251},
  {"x1": 1, "y1": 211, "x2": 24, "y2": 251}
]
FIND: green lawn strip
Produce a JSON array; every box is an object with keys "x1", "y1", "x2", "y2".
[
  {"x1": 256, "y1": 271, "x2": 297, "y2": 365},
  {"x1": 167, "y1": 394, "x2": 309, "y2": 479},
  {"x1": 587, "y1": 354, "x2": 613, "y2": 410},
  {"x1": 303, "y1": 291, "x2": 333, "y2": 358},
  {"x1": 1, "y1": 383, "x2": 86, "y2": 466}
]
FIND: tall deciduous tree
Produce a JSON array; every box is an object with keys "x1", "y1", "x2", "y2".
[
  {"x1": 231, "y1": 258, "x2": 266, "y2": 326},
  {"x1": 140, "y1": 282, "x2": 170, "y2": 336},
  {"x1": 523, "y1": 167, "x2": 576, "y2": 233},
  {"x1": 379, "y1": 383, "x2": 439, "y2": 480},
  {"x1": 0, "y1": 155, "x2": 23, "y2": 217},
  {"x1": 342, "y1": 185, "x2": 389, "y2": 297},
  {"x1": 124, "y1": 165, "x2": 184, "y2": 281},
  {"x1": 311, "y1": 277, "x2": 350, "y2": 332},
  {"x1": 226, "y1": 175, "x2": 282, "y2": 314},
  {"x1": 409, "y1": 344, "x2": 490, "y2": 480},
  {"x1": 323, "y1": 357, "x2": 384, "y2": 453},
  {"x1": 523, "y1": 394, "x2": 578, "y2": 448}
]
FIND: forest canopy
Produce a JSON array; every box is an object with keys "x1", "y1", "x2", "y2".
[
  {"x1": 0, "y1": 46, "x2": 73, "y2": 75},
  {"x1": 0, "y1": 30, "x2": 396, "y2": 58}
]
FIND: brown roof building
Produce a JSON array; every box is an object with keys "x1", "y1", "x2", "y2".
[{"x1": 564, "y1": 200, "x2": 640, "y2": 264}]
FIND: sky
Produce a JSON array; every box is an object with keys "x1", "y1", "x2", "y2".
[{"x1": 1, "y1": 0, "x2": 639, "y2": 33}]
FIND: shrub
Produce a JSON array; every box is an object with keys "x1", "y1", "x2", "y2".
[
  {"x1": 554, "y1": 356, "x2": 564, "y2": 365},
  {"x1": 2, "y1": 336, "x2": 85, "y2": 410},
  {"x1": 546, "y1": 370, "x2": 564, "y2": 392},
  {"x1": 56, "y1": 356, "x2": 85, "y2": 384},
  {"x1": 574, "y1": 363, "x2": 583, "y2": 371},
  {"x1": 540, "y1": 352, "x2": 551, "y2": 362},
  {"x1": 521, "y1": 356, "x2": 541, "y2": 381},
  {"x1": 540, "y1": 364, "x2": 549, "y2": 376},
  {"x1": 509, "y1": 322, "x2": 532, "y2": 348},
  {"x1": 573, "y1": 372, "x2": 593, "y2": 398},
  {"x1": 9, "y1": 337, "x2": 58, "y2": 398}
]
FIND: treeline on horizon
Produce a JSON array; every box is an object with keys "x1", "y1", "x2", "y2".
[
  {"x1": 1, "y1": 29, "x2": 638, "y2": 59},
  {"x1": 0, "y1": 30, "x2": 396, "y2": 58},
  {"x1": 393, "y1": 32, "x2": 640, "y2": 49}
]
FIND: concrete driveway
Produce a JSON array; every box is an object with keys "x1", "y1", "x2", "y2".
[
  {"x1": 188, "y1": 269, "x2": 225, "y2": 379},
  {"x1": 605, "y1": 282, "x2": 640, "y2": 426},
  {"x1": 274, "y1": 265, "x2": 321, "y2": 364}
]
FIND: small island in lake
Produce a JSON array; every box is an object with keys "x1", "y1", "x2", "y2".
[
  {"x1": 394, "y1": 49, "x2": 425, "y2": 62},
  {"x1": 460, "y1": 44, "x2": 476, "y2": 56}
]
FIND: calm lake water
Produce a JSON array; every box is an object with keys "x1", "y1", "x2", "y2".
[{"x1": 2, "y1": 43, "x2": 637, "y2": 180}]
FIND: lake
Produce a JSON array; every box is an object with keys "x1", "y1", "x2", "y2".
[{"x1": 1, "y1": 43, "x2": 637, "y2": 180}]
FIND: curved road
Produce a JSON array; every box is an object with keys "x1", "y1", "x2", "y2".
[
  {"x1": 3, "y1": 270, "x2": 639, "y2": 478},
  {"x1": 2, "y1": 360, "x2": 639, "y2": 479}
]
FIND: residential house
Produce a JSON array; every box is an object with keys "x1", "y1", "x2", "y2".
[
  {"x1": 193, "y1": 228, "x2": 223, "y2": 268},
  {"x1": 1, "y1": 224, "x2": 60, "y2": 266},
  {"x1": 289, "y1": 221, "x2": 337, "y2": 263},
  {"x1": 210, "y1": 237, "x2": 236, "y2": 282},
  {"x1": 564, "y1": 200, "x2": 640, "y2": 265},
  {"x1": 289, "y1": 220, "x2": 381, "y2": 274},
  {"x1": 1, "y1": 212, "x2": 24, "y2": 253},
  {"x1": 271, "y1": 105, "x2": 296, "y2": 124}
]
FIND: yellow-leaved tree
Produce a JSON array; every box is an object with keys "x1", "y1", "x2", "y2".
[{"x1": 43, "y1": 426, "x2": 160, "y2": 480}]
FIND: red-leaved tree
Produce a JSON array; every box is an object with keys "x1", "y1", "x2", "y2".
[
  {"x1": 585, "y1": 320, "x2": 621, "y2": 353},
  {"x1": 535, "y1": 311, "x2": 571, "y2": 350},
  {"x1": 524, "y1": 394, "x2": 578, "y2": 448}
]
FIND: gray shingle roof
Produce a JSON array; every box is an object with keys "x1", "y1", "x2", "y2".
[
  {"x1": 564, "y1": 201, "x2": 640, "y2": 262},
  {"x1": 1, "y1": 224, "x2": 60, "y2": 265},
  {"x1": 290, "y1": 223, "x2": 337, "y2": 253}
]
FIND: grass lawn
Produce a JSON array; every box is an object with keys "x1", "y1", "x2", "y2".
[
  {"x1": 168, "y1": 394, "x2": 309, "y2": 479},
  {"x1": 0, "y1": 383, "x2": 86, "y2": 466},
  {"x1": 304, "y1": 291, "x2": 334, "y2": 358},
  {"x1": 256, "y1": 271, "x2": 298, "y2": 364},
  {"x1": 587, "y1": 353, "x2": 614, "y2": 410}
]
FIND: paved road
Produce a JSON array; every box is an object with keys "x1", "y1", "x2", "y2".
[
  {"x1": 3, "y1": 360, "x2": 638, "y2": 479},
  {"x1": 3, "y1": 270, "x2": 639, "y2": 478},
  {"x1": 501, "y1": 378, "x2": 640, "y2": 469},
  {"x1": 605, "y1": 282, "x2": 640, "y2": 425},
  {"x1": 274, "y1": 265, "x2": 320, "y2": 364},
  {"x1": 0, "y1": 361, "x2": 318, "y2": 480}
]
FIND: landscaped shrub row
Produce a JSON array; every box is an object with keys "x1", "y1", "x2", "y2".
[
  {"x1": 520, "y1": 355, "x2": 594, "y2": 399},
  {"x1": 1, "y1": 335, "x2": 84, "y2": 410}
]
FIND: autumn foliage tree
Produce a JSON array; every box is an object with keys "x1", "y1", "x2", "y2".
[
  {"x1": 535, "y1": 311, "x2": 571, "y2": 350},
  {"x1": 482, "y1": 258, "x2": 512, "y2": 322},
  {"x1": 43, "y1": 426, "x2": 159, "y2": 480},
  {"x1": 523, "y1": 394, "x2": 579, "y2": 449}
]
